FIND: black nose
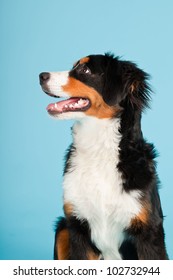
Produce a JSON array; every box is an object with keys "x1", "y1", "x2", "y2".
[{"x1": 39, "y1": 72, "x2": 50, "y2": 85}]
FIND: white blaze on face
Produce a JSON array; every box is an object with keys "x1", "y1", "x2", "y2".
[{"x1": 44, "y1": 71, "x2": 69, "y2": 97}]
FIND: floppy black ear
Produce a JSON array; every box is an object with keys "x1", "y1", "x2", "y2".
[
  {"x1": 103, "y1": 55, "x2": 151, "y2": 111},
  {"x1": 122, "y1": 61, "x2": 151, "y2": 111}
]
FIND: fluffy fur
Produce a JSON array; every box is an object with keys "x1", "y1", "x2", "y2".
[{"x1": 39, "y1": 53, "x2": 168, "y2": 260}]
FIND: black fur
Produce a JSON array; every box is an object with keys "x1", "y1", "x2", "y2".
[
  {"x1": 54, "y1": 53, "x2": 168, "y2": 259},
  {"x1": 63, "y1": 144, "x2": 76, "y2": 175}
]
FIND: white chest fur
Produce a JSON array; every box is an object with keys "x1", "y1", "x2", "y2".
[{"x1": 63, "y1": 117, "x2": 142, "y2": 260}]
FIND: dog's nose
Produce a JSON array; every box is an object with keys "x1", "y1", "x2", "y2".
[{"x1": 39, "y1": 72, "x2": 50, "y2": 84}]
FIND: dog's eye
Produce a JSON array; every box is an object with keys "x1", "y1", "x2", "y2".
[{"x1": 82, "y1": 65, "x2": 91, "y2": 74}]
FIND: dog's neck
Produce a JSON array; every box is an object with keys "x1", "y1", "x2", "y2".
[
  {"x1": 72, "y1": 117, "x2": 121, "y2": 152},
  {"x1": 72, "y1": 112, "x2": 143, "y2": 152}
]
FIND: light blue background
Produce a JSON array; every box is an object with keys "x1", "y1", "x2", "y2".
[{"x1": 0, "y1": 0, "x2": 172, "y2": 260}]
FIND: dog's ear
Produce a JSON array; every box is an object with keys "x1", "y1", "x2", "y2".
[
  {"x1": 103, "y1": 56, "x2": 151, "y2": 111},
  {"x1": 123, "y1": 61, "x2": 151, "y2": 110}
]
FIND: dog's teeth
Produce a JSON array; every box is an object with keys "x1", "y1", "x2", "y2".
[
  {"x1": 55, "y1": 103, "x2": 58, "y2": 109},
  {"x1": 64, "y1": 105, "x2": 68, "y2": 108},
  {"x1": 78, "y1": 99, "x2": 84, "y2": 105},
  {"x1": 74, "y1": 102, "x2": 80, "y2": 107}
]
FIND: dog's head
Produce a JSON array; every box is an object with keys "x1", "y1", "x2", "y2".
[{"x1": 39, "y1": 53, "x2": 151, "y2": 120}]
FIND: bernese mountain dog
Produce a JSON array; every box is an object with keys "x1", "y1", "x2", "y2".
[{"x1": 39, "y1": 53, "x2": 168, "y2": 260}]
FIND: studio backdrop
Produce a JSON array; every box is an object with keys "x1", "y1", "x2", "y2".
[{"x1": 0, "y1": 0, "x2": 172, "y2": 259}]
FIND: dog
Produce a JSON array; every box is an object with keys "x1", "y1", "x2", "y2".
[{"x1": 39, "y1": 53, "x2": 168, "y2": 260}]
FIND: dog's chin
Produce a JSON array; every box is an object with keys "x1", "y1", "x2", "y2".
[{"x1": 49, "y1": 111, "x2": 86, "y2": 120}]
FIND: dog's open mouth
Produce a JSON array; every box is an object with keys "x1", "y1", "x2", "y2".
[{"x1": 47, "y1": 97, "x2": 91, "y2": 115}]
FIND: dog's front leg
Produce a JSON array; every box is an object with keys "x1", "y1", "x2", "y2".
[
  {"x1": 54, "y1": 216, "x2": 101, "y2": 260},
  {"x1": 134, "y1": 223, "x2": 168, "y2": 260}
]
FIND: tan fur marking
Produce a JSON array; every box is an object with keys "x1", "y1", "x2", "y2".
[
  {"x1": 86, "y1": 250, "x2": 100, "y2": 260},
  {"x1": 64, "y1": 203, "x2": 73, "y2": 217},
  {"x1": 130, "y1": 81, "x2": 139, "y2": 93},
  {"x1": 136, "y1": 207, "x2": 148, "y2": 224},
  {"x1": 79, "y1": 57, "x2": 90, "y2": 64},
  {"x1": 130, "y1": 84, "x2": 135, "y2": 93},
  {"x1": 131, "y1": 204, "x2": 150, "y2": 228},
  {"x1": 57, "y1": 229, "x2": 70, "y2": 260},
  {"x1": 62, "y1": 77, "x2": 121, "y2": 119}
]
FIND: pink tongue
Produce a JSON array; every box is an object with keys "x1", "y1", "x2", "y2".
[{"x1": 47, "y1": 98, "x2": 80, "y2": 113}]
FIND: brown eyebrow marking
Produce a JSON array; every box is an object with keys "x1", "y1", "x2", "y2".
[
  {"x1": 73, "y1": 57, "x2": 90, "y2": 69},
  {"x1": 79, "y1": 57, "x2": 90, "y2": 65}
]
